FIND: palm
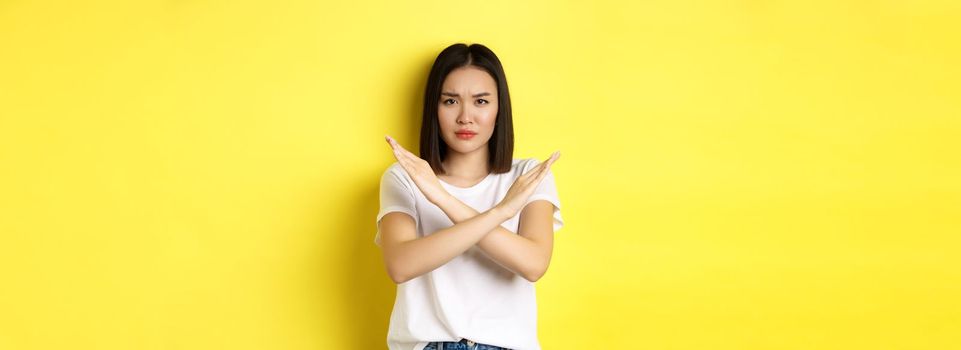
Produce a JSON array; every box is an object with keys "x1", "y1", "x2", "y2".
[
  {"x1": 497, "y1": 152, "x2": 560, "y2": 217},
  {"x1": 385, "y1": 135, "x2": 449, "y2": 205}
]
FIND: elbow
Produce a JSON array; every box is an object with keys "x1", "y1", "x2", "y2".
[
  {"x1": 382, "y1": 248, "x2": 413, "y2": 284},
  {"x1": 386, "y1": 264, "x2": 412, "y2": 284},
  {"x1": 385, "y1": 256, "x2": 420, "y2": 284},
  {"x1": 521, "y1": 265, "x2": 548, "y2": 283},
  {"x1": 520, "y1": 253, "x2": 551, "y2": 282},
  {"x1": 519, "y1": 243, "x2": 553, "y2": 282},
  {"x1": 389, "y1": 273, "x2": 410, "y2": 285}
]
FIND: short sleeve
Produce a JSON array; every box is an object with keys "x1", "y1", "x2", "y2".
[
  {"x1": 522, "y1": 159, "x2": 564, "y2": 233},
  {"x1": 375, "y1": 165, "x2": 418, "y2": 246}
]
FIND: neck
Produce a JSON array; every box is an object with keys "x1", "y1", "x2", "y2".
[{"x1": 442, "y1": 146, "x2": 490, "y2": 179}]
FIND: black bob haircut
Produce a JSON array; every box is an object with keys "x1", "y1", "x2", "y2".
[{"x1": 419, "y1": 43, "x2": 514, "y2": 175}]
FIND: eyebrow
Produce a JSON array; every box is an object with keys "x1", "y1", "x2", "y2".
[{"x1": 441, "y1": 91, "x2": 492, "y2": 98}]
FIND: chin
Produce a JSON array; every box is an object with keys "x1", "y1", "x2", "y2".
[
  {"x1": 446, "y1": 144, "x2": 481, "y2": 154},
  {"x1": 444, "y1": 137, "x2": 490, "y2": 154}
]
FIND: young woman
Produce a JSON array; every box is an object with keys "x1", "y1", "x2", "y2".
[{"x1": 376, "y1": 43, "x2": 563, "y2": 350}]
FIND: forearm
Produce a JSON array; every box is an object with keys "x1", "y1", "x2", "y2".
[
  {"x1": 434, "y1": 195, "x2": 547, "y2": 281},
  {"x1": 388, "y1": 206, "x2": 510, "y2": 283}
]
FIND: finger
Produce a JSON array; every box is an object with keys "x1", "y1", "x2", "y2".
[
  {"x1": 389, "y1": 140, "x2": 413, "y2": 170},
  {"x1": 529, "y1": 163, "x2": 550, "y2": 185},
  {"x1": 394, "y1": 149, "x2": 407, "y2": 165},
  {"x1": 534, "y1": 162, "x2": 553, "y2": 182},
  {"x1": 518, "y1": 157, "x2": 551, "y2": 184},
  {"x1": 522, "y1": 154, "x2": 552, "y2": 176},
  {"x1": 399, "y1": 147, "x2": 426, "y2": 172},
  {"x1": 386, "y1": 135, "x2": 398, "y2": 151},
  {"x1": 518, "y1": 163, "x2": 541, "y2": 182},
  {"x1": 393, "y1": 148, "x2": 408, "y2": 169},
  {"x1": 399, "y1": 155, "x2": 419, "y2": 177},
  {"x1": 529, "y1": 151, "x2": 558, "y2": 177},
  {"x1": 398, "y1": 142, "x2": 418, "y2": 160},
  {"x1": 389, "y1": 146, "x2": 402, "y2": 163},
  {"x1": 396, "y1": 146, "x2": 414, "y2": 167},
  {"x1": 542, "y1": 151, "x2": 559, "y2": 171},
  {"x1": 389, "y1": 136, "x2": 420, "y2": 161},
  {"x1": 386, "y1": 135, "x2": 410, "y2": 155},
  {"x1": 390, "y1": 149, "x2": 401, "y2": 163},
  {"x1": 387, "y1": 136, "x2": 415, "y2": 166},
  {"x1": 389, "y1": 142, "x2": 405, "y2": 162},
  {"x1": 529, "y1": 151, "x2": 560, "y2": 184},
  {"x1": 396, "y1": 145, "x2": 419, "y2": 168},
  {"x1": 547, "y1": 151, "x2": 560, "y2": 164}
]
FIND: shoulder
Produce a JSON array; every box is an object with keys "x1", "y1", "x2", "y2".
[
  {"x1": 512, "y1": 157, "x2": 541, "y2": 173},
  {"x1": 384, "y1": 161, "x2": 405, "y2": 175},
  {"x1": 381, "y1": 162, "x2": 412, "y2": 186},
  {"x1": 493, "y1": 158, "x2": 541, "y2": 180}
]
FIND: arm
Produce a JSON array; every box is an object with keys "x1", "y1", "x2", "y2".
[
  {"x1": 378, "y1": 205, "x2": 511, "y2": 284},
  {"x1": 434, "y1": 194, "x2": 556, "y2": 282},
  {"x1": 381, "y1": 135, "x2": 559, "y2": 283}
]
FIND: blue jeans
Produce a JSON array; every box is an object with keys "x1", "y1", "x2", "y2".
[{"x1": 423, "y1": 338, "x2": 511, "y2": 350}]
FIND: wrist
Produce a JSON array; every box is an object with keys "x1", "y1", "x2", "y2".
[
  {"x1": 490, "y1": 205, "x2": 514, "y2": 222},
  {"x1": 431, "y1": 192, "x2": 456, "y2": 208}
]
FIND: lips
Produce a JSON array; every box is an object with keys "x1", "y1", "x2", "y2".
[{"x1": 455, "y1": 130, "x2": 477, "y2": 140}]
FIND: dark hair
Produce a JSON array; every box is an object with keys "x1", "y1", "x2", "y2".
[{"x1": 419, "y1": 43, "x2": 514, "y2": 175}]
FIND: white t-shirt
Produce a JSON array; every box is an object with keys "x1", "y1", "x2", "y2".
[{"x1": 375, "y1": 158, "x2": 564, "y2": 350}]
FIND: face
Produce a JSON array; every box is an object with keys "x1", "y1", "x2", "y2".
[{"x1": 437, "y1": 66, "x2": 499, "y2": 157}]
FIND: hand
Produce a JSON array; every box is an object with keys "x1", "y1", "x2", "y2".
[
  {"x1": 385, "y1": 135, "x2": 451, "y2": 205},
  {"x1": 495, "y1": 151, "x2": 560, "y2": 219}
]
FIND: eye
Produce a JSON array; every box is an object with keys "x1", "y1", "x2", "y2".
[
  {"x1": 476, "y1": 99, "x2": 489, "y2": 105},
  {"x1": 442, "y1": 98, "x2": 456, "y2": 105}
]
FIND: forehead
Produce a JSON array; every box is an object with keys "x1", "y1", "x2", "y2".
[{"x1": 441, "y1": 67, "x2": 496, "y2": 90}]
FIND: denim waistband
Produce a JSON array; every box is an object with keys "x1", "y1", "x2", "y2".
[{"x1": 425, "y1": 338, "x2": 511, "y2": 350}]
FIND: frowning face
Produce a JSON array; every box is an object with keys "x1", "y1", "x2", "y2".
[{"x1": 437, "y1": 66, "x2": 499, "y2": 156}]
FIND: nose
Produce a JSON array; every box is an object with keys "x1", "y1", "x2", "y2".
[{"x1": 456, "y1": 106, "x2": 473, "y2": 125}]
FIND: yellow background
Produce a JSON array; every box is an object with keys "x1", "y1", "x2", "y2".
[{"x1": 1, "y1": 0, "x2": 959, "y2": 348}]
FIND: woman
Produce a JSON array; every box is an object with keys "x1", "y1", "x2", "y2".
[{"x1": 376, "y1": 43, "x2": 563, "y2": 350}]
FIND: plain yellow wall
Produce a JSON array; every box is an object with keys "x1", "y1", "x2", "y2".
[{"x1": 1, "y1": 0, "x2": 959, "y2": 349}]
